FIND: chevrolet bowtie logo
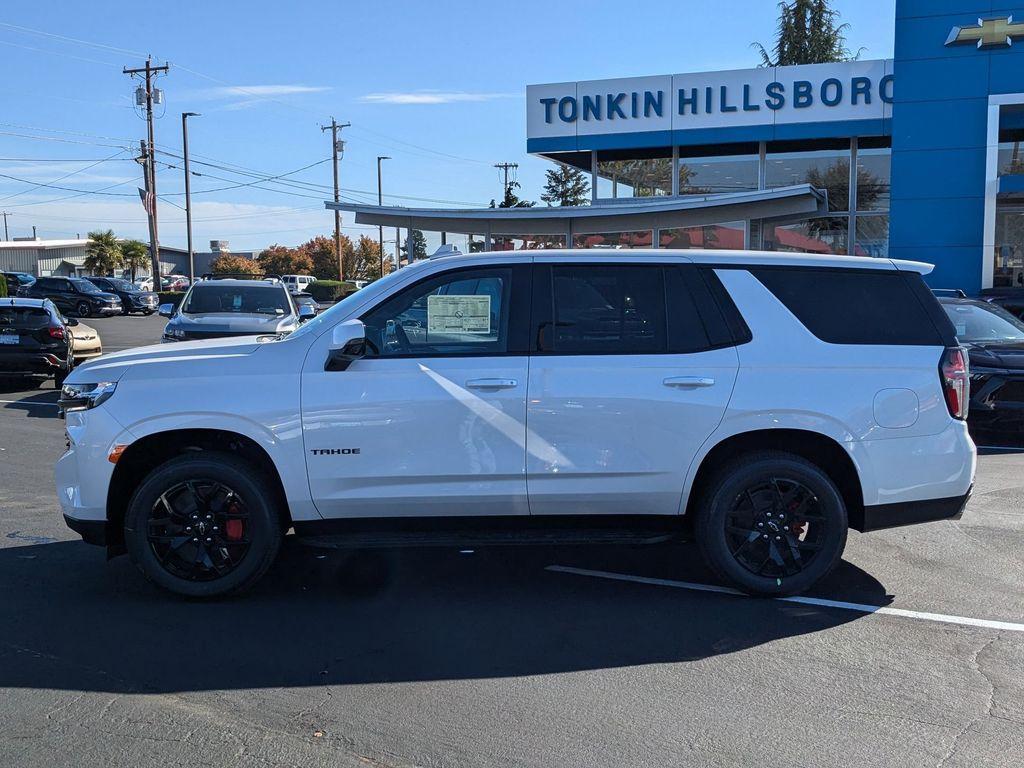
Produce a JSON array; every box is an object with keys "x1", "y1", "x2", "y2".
[{"x1": 946, "y1": 16, "x2": 1024, "y2": 48}]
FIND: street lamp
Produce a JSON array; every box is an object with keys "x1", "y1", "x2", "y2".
[
  {"x1": 377, "y1": 156, "x2": 391, "y2": 276},
  {"x1": 182, "y1": 112, "x2": 201, "y2": 283}
]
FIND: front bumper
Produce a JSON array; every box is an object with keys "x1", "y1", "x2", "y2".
[
  {"x1": 969, "y1": 371, "x2": 1024, "y2": 430},
  {"x1": 63, "y1": 514, "x2": 107, "y2": 546},
  {"x1": 851, "y1": 487, "x2": 972, "y2": 532},
  {"x1": 55, "y1": 405, "x2": 130, "y2": 528},
  {"x1": 94, "y1": 305, "x2": 122, "y2": 316}
]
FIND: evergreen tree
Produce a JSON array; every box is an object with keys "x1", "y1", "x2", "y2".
[
  {"x1": 402, "y1": 229, "x2": 428, "y2": 260},
  {"x1": 754, "y1": 0, "x2": 858, "y2": 66},
  {"x1": 540, "y1": 165, "x2": 590, "y2": 206},
  {"x1": 491, "y1": 181, "x2": 535, "y2": 209}
]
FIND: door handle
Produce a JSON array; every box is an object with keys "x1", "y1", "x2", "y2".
[
  {"x1": 466, "y1": 378, "x2": 518, "y2": 390},
  {"x1": 663, "y1": 376, "x2": 715, "y2": 389}
]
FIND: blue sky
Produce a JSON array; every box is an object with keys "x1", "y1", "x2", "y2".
[{"x1": 0, "y1": 0, "x2": 896, "y2": 253}]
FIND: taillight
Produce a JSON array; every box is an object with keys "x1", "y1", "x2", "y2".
[
  {"x1": 940, "y1": 347, "x2": 969, "y2": 420},
  {"x1": 48, "y1": 326, "x2": 66, "y2": 340}
]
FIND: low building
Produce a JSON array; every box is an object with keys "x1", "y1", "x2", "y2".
[{"x1": 0, "y1": 238, "x2": 256, "y2": 279}]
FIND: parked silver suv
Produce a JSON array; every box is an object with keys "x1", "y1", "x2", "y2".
[{"x1": 160, "y1": 278, "x2": 314, "y2": 342}]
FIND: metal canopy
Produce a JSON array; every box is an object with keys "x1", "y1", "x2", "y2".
[{"x1": 326, "y1": 184, "x2": 827, "y2": 237}]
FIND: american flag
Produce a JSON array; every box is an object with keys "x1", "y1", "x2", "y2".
[{"x1": 138, "y1": 187, "x2": 155, "y2": 215}]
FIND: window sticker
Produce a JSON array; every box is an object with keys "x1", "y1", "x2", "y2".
[{"x1": 427, "y1": 295, "x2": 491, "y2": 334}]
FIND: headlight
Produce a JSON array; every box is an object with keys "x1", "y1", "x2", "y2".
[
  {"x1": 58, "y1": 381, "x2": 117, "y2": 412},
  {"x1": 163, "y1": 327, "x2": 186, "y2": 340}
]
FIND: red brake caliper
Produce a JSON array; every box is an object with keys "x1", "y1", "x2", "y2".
[{"x1": 224, "y1": 503, "x2": 244, "y2": 541}]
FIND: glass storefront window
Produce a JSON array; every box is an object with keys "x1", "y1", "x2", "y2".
[
  {"x1": 762, "y1": 218, "x2": 849, "y2": 255},
  {"x1": 853, "y1": 215, "x2": 889, "y2": 258},
  {"x1": 994, "y1": 206, "x2": 1024, "y2": 288},
  {"x1": 766, "y1": 144, "x2": 852, "y2": 212},
  {"x1": 596, "y1": 157, "x2": 672, "y2": 198},
  {"x1": 856, "y1": 147, "x2": 891, "y2": 211},
  {"x1": 491, "y1": 234, "x2": 566, "y2": 251},
  {"x1": 573, "y1": 230, "x2": 653, "y2": 249},
  {"x1": 999, "y1": 140, "x2": 1024, "y2": 176},
  {"x1": 660, "y1": 222, "x2": 745, "y2": 249},
  {"x1": 678, "y1": 154, "x2": 759, "y2": 195}
]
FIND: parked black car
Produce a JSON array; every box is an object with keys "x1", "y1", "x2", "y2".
[
  {"x1": 17, "y1": 276, "x2": 121, "y2": 318},
  {"x1": 940, "y1": 296, "x2": 1024, "y2": 436},
  {"x1": 83, "y1": 276, "x2": 158, "y2": 315},
  {"x1": 0, "y1": 297, "x2": 76, "y2": 386},
  {"x1": 979, "y1": 290, "x2": 1024, "y2": 323}
]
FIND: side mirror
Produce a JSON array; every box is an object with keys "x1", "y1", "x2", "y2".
[
  {"x1": 158, "y1": 303, "x2": 175, "y2": 318},
  {"x1": 325, "y1": 319, "x2": 366, "y2": 372},
  {"x1": 298, "y1": 304, "x2": 316, "y2": 321},
  {"x1": 65, "y1": 317, "x2": 79, "y2": 327}
]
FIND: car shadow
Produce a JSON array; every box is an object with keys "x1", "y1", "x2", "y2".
[
  {"x1": 0, "y1": 537, "x2": 890, "y2": 695},
  {"x1": 0, "y1": 389, "x2": 59, "y2": 418}
]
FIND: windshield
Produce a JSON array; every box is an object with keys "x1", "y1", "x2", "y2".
[
  {"x1": 943, "y1": 302, "x2": 1024, "y2": 343},
  {"x1": 287, "y1": 268, "x2": 410, "y2": 341},
  {"x1": 70, "y1": 278, "x2": 102, "y2": 294},
  {"x1": 182, "y1": 284, "x2": 292, "y2": 315},
  {"x1": 107, "y1": 278, "x2": 135, "y2": 291}
]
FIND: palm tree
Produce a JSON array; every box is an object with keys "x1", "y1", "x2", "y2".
[
  {"x1": 120, "y1": 239, "x2": 148, "y2": 281},
  {"x1": 84, "y1": 230, "x2": 123, "y2": 276}
]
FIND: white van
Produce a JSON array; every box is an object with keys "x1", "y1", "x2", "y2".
[{"x1": 282, "y1": 274, "x2": 316, "y2": 294}]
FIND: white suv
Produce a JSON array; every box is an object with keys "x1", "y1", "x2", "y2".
[{"x1": 55, "y1": 250, "x2": 976, "y2": 598}]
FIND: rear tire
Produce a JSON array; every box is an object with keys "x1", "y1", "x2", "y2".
[
  {"x1": 124, "y1": 452, "x2": 283, "y2": 598},
  {"x1": 694, "y1": 450, "x2": 848, "y2": 596}
]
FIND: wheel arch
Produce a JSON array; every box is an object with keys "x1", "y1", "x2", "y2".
[
  {"x1": 683, "y1": 428, "x2": 865, "y2": 529},
  {"x1": 106, "y1": 428, "x2": 292, "y2": 553}
]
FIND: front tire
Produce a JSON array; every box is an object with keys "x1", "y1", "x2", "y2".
[
  {"x1": 124, "y1": 452, "x2": 283, "y2": 598},
  {"x1": 75, "y1": 301, "x2": 91, "y2": 318},
  {"x1": 694, "y1": 451, "x2": 848, "y2": 597}
]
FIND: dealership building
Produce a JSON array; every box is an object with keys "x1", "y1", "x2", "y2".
[{"x1": 334, "y1": 1, "x2": 1024, "y2": 294}]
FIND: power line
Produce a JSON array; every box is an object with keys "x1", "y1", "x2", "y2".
[{"x1": 0, "y1": 150, "x2": 126, "y2": 203}]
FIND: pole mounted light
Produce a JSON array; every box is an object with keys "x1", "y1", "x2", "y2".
[{"x1": 377, "y1": 156, "x2": 391, "y2": 277}]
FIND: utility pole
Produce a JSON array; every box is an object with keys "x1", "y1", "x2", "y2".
[
  {"x1": 1, "y1": 211, "x2": 8, "y2": 240},
  {"x1": 321, "y1": 118, "x2": 350, "y2": 281},
  {"x1": 182, "y1": 112, "x2": 200, "y2": 283},
  {"x1": 376, "y1": 156, "x2": 390, "y2": 278},
  {"x1": 494, "y1": 162, "x2": 519, "y2": 203},
  {"x1": 124, "y1": 56, "x2": 170, "y2": 282}
]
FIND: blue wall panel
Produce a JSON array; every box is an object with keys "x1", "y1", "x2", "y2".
[
  {"x1": 897, "y1": 0, "x2": 992, "y2": 18},
  {"x1": 890, "y1": 148, "x2": 988, "y2": 200}
]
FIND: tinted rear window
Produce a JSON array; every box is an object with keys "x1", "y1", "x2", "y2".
[
  {"x1": 0, "y1": 307, "x2": 50, "y2": 328},
  {"x1": 752, "y1": 268, "x2": 948, "y2": 346}
]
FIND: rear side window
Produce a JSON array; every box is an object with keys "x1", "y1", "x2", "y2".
[
  {"x1": 550, "y1": 265, "x2": 667, "y2": 354},
  {"x1": 752, "y1": 268, "x2": 950, "y2": 346}
]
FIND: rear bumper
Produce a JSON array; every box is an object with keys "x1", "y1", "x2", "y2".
[
  {"x1": 0, "y1": 351, "x2": 68, "y2": 375},
  {"x1": 851, "y1": 487, "x2": 972, "y2": 532}
]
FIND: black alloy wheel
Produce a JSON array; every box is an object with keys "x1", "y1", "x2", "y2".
[
  {"x1": 75, "y1": 300, "x2": 91, "y2": 318},
  {"x1": 124, "y1": 452, "x2": 282, "y2": 597},
  {"x1": 723, "y1": 477, "x2": 826, "y2": 580},
  {"x1": 695, "y1": 451, "x2": 847, "y2": 596},
  {"x1": 146, "y1": 481, "x2": 252, "y2": 582}
]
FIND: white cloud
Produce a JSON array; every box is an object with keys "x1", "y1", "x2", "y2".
[
  {"x1": 359, "y1": 90, "x2": 519, "y2": 105},
  {"x1": 191, "y1": 84, "x2": 332, "y2": 100}
]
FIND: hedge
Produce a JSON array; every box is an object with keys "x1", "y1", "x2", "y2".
[
  {"x1": 307, "y1": 280, "x2": 358, "y2": 302},
  {"x1": 157, "y1": 291, "x2": 186, "y2": 309},
  {"x1": 0, "y1": 276, "x2": 8, "y2": 298}
]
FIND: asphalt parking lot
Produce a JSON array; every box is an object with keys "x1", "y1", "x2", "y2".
[{"x1": 1, "y1": 314, "x2": 1023, "y2": 768}]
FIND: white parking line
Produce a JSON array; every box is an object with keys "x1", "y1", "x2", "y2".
[{"x1": 546, "y1": 565, "x2": 1024, "y2": 633}]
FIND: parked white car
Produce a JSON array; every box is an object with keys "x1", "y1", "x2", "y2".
[{"x1": 55, "y1": 249, "x2": 976, "y2": 598}]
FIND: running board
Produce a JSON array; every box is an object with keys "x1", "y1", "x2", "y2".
[{"x1": 294, "y1": 520, "x2": 680, "y2": 550}]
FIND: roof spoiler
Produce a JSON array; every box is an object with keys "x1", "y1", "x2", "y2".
[{"x1": 889, "y1": 259, "x2": 934, "y2": 276}]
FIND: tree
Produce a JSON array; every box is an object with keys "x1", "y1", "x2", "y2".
[
  {"x1": 541, "y1": 165, "x2": 590, "y2": 206},
  {"x1": 298, "y1": 234, "x2": 354, "y2": 281},
  {"x1": 402, "y1": 229, "x2": 428, "y2": 261},
  {"x1": 353, "y1": 235, "x2": 387, "y2": 280},
  {"x1": 490, "y1": 181, "x2": 535, "y2": 209},
  {"x1": 211, "y1": 253, "x2": 260, "y2": 276},
  {"x1": 754, "y1": 0, "x2": 858, "y2": 67},
  {"x1": 84, "y1": 230, "x2": 123, "y2": 275},
  {"x1": 120, "y1": 239, "x2": 148, "y2": 281},
  {"x1": 258, "y1": 244, "x2": 313, "y2": 277}
]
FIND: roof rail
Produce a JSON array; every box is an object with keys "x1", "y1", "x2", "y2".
[
  {"x1": 931, "y1": 288, "x2": 968, "y2": 299},
  {"x1": 200, "y1": 272, "x2": 281, "y2": 282}
]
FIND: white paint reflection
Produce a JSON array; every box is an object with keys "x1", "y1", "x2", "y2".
[{"x1": 418, "y1": 364, "x2": 572, "y2": 469}]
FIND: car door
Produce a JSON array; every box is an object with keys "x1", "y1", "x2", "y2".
[
  {"x1": 301, "y1": 260, "x2": 532, "y2": 519},
  {"x1": 526, "y1": 259, "x2": 740, "y2": 516}
]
